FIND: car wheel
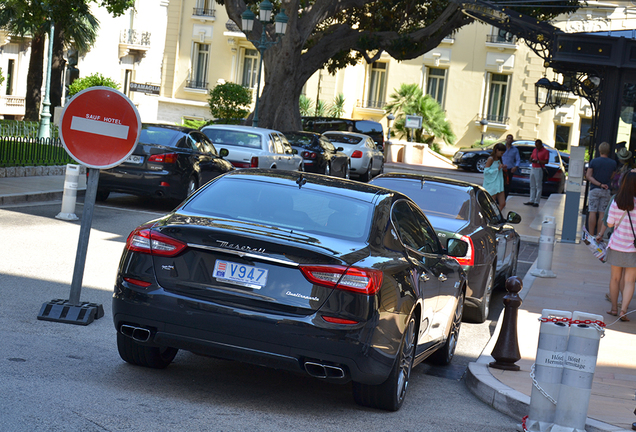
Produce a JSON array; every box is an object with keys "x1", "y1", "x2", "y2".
[
  {"x1": 117, "y1": 332, "x2": 178, "y2": 369},
  {"x1": 475, "y1": 157, "x2": 488, "y2": 173},
  {"x1": 299, "y1": 162, "x2": 304, "y2": 172},
  {"x1": 428, "y1": 290, "x2": 464, "y2": 366},
  {"x1": 95, "y1": 190, "x2": 110, "y2": 202},
  {"x1": 324, "y1": 162, "x2": 331, "y2": 176},
  {"x1": 352, "y1": 315, "x2": 416, "y2": 411},
  {"x1": 186, "y1": 176, "x2": 198, "y2": 198},
  {"x1": 472, "y1": 265, "x2": 495, "y2": 323},
  {"x1": 360, "y1": 161, "x2": 373, "y2": 182},
  {"x1": 377, "y1": 160, "x2": 384, "y2": 176},
  {"x1": 345, "y1": 162, "x2": 351, "y2": 179}
]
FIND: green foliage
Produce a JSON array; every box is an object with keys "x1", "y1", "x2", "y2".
[
  {"x1": 471, "y1": 139, "x2": 497, "y2": 148},
  {"x1": 178, "y1": 118, "x2": 208, "y2": 129},
  {"x1": 328, "y1": 93, "x2": 346, "y2": 118},
  {"x1": 385, "y1": 83, "x2": 456, "y2": 145},
  {"x1": 0, "y1": 68, "x2": 4, "y2": 87},
  {"x1": 314, "y1": 100, "x2": 327, "y2": 117},
  {"x1": 299, "y1": 94, "x2": 313, "y2": 116},
  {"x1": 68, "y1": 73, "x2": 120, "y2": 97},
  {"x1": 208, "y1": 82, "x2": 252, "y2": 124}
]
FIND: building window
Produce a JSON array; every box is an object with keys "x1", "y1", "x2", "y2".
[
  {"x1": 188, "y1": 43, "x2": 209, "y2": 89},
  {"x1": 193, "y1": 0, "x2": 215, "y2": 17},
  {"x1": 366, "y1": 62, "x2": 387, "y2": 109},
  {"x1": 487, "y1": 27, "x2": 516, "y2": 44},
  {"x1": 5, "y1": 59, "x2": 15, "y2": 95},
  {"x1": 241, "y1": 49, "x2": 259, "y2": 89},
  {"x1": 555, "y1": 125, "x2": 570, "y2": 151},
  {"x1": 426, "y1": 68, "x2": 446, "y2": 107},
  {"x1": 485, "y1": 73, "x2": 509, "y2": 124}
]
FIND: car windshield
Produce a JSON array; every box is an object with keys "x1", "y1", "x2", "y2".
[
  {"x1": 139, "y1": 127, "x2": 183, "y2": 147},
  {"x1": 323, "y1": 134, "x2": 362, "y2": 145},
  {"x1": 372, "y1": 178, "x2": 470, "y2": 220},
  {"x1": 183, "y1": 178, "x2": 374, "y2": 241},
  {"x1": 202, "y1": 129, "x2": 262, "y2": 149}
]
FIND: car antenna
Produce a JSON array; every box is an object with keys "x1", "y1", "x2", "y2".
[{"x1": 296, "y1": 173, "x2": 307, "y2": 189}]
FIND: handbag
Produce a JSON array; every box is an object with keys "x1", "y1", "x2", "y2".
[{"x1": 628, "y1": 211, "x2": 636, "y2": 248}]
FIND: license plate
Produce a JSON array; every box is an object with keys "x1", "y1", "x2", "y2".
[
  {"x1": 212, "y1": 260, "x2": 268, "y2": 289},
  {"x1": 125, "y1": 155, "x2": 144, "y2": 164},
  {"x1": 520, "y1": 168, "x2": 531, "y2": 175}
]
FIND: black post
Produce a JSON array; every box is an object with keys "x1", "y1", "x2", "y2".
[{"x1": 489, "y1": 276, "x2": 523, "y2": 371}]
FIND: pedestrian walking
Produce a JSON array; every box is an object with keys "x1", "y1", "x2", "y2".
[
  {"x1": 524, "y1": 139, "x2": 549, "y2": 207},
  {"x1": 596, "y1": 171, "x2": 636, "y2": 322},
  {"x1": 586, "y1": 142, "x2": 617, "y2": 235},
  {"x1": 501, "y1": 134, "x2": 520, "y2": 199},
  {"x1": 483, "y1": 142, "x2": 506, "y2": 211}
]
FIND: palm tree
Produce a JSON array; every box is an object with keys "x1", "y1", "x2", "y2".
[{"x1": 328, "y1": 93, "x2": 346, "y2": 118}]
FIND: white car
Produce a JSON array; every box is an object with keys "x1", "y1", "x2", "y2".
[
  {"x1": 201, "y1": 125, "x2": 303, "y2": 171},
  {"x1": 323, "y1": 131, "x2": 384, "y2": 181}
]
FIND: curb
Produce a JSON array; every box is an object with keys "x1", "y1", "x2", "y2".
[{"x1": 0, "y1": 189, "x2": 86, "y2": 206}]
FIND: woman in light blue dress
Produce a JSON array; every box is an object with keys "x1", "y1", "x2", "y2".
[{"x1": 483, "y1": 143, "x2": 506, "y2": 211}]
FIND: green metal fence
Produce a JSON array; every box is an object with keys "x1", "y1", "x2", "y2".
[
  {"x1": 0, "y1": 120, "x2": 58, "y2": 138},
  {"x1": 0, "y1": 136, "x2": 74, "y2": 167}
]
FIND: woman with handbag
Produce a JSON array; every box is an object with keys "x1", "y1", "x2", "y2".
[
  {"x1": 483, "y1": 143, "x2": 507, "y2": 211},
  {"x1": 597, "y1": 171, "x2": 636, "y2": 321}
]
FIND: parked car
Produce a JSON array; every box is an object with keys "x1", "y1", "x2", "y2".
[
  {"x1": 95, "y1": 124, "x2": 234, "y2": 201},
  {"x1": 283, "y1": 131, "x2": 350, "y2": 178},
  {"x1": 113, "y1": 169, "x2": 467, "y2": 411},
  {"x1": 322, "y1": 131, "x2": 384, "y2": 181},
  {"x1": 201, "y1": 124, "x2": 303, "y2": 171},
  {"x1": 452, "y1": 140, "x2": 566, "y2": 195},
  {"x1": 370, "y1": 173, "x2": 521, "y2": 323},
  {"x1": 302, "y1": 117, "x2": 385, "y2": 151}
]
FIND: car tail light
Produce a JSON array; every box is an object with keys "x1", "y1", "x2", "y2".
[
  {"x1": 126, "y1": 226, "x2": 187, "y2": 257},
  {"x1": 547, "y1": 170, "x2": 563, "y2": 182},
  {"x1": 250, "y1": 156, "x2": 259, "y2": 168},
  {"x1": 123, "y1": 277, "x2": 152, "y2": 288},
  {"x1": 322, "y1": 316, "x2": 359, "y2": 325},
  {"x1": 302, "y1": 151, "x2": 317, "y2": 159},
  {"x1": 299, "y1": 265, "x2": 383, "y2": 295},
  {"x1": 232, "y1": 161, "x2": 251, "y2": 168},
  {"x1": 148, "y1": 153, "x2": 178, "y2": 164},
  {"x1": 454, "y1": 235, "x2": 474, "y2": 267},
  {"x1": 351, "y1": 150, "x2": 363, "y2": 158}
]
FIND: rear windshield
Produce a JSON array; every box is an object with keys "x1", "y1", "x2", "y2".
[
  {"x1": 139, "y1": 127, "x2": 183, "y2": 147},
  {"x1": 517, "y1": 146, "x2": 561, "y2": 164},
  {"x1": 324, "y1": 134, "x2": 363, "y2": 144},
  {"x1": 354, "y1": 120, "x2": 382, "y2": 135},
  {"x1": 372, "y1": 178, "x2": 470, "y2": 220},
  {"x1": 285, "y1": 133, "x2": 317, "y2": 150},
  {"x1": 202, "y1": 129, "x2": 263, "y2": 149},
  {"x1": 183, "y1": 178, "x2": 373, "y2": 241}
]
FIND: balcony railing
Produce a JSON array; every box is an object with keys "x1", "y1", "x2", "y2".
[
  {"x1": 120, "y1": 29, "x2": 151, "y2": 47},
  {"x1": 186, "y1": 80, "x2": 208, "y2": 90},
  {"x1": 486, "y1": 34, "x2": 517, "y2": 45},
  {"x1": 485, "y1": 114, "x2": 510, "y2": 124},
  {"x1": 357, "y1": 100, "x2": 386, "y2": 109},
  {"x1": 193, "y1": 7, "x2": 215, "y2": 18},
  {"x1": 0, "y1": 96, "x2": 25, "y2": 117}
]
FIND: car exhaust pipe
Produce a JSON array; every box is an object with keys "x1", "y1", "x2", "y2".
[
  {"x1": 120, "y1": 324, "x2": 152, "y2": 343},
  {"x1": 155, "y1": 191, "x2": 164, "y2": 197},
  {"x1": 304, "y1": 361, "x2": 345, "y2": 379}
]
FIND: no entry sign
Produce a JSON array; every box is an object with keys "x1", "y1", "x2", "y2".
[{"x1": 59, "y1": 86, "x2": 141, "y2": 169}]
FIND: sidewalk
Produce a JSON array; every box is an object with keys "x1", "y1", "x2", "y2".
[{"x1": 1, "y1": 169, "x2": 635, "y2": 431}]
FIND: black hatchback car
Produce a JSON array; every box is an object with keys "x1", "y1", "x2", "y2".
[
  {"x1": 96, "y1": 124, "x2": 234, "y2": 201},
  {"x1": 113, "y1": 170, "x2": 467, "y2": 411},
  {"x1": 452, "y1": 140, "x2": 566, "y2": 196},
  {"x1": 283, "y1": 131, "x2": 350, "y2": 178}
]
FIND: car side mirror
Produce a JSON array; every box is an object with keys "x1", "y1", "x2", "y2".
[
  {"x1": 219, "y1": 148, "x2": 229, "y2": 158},
  {"x1": 507, "y1": 211, "x2": 522, "y2": 224},
  {"x1": 446, "y1": 238, "x2": 469, "y2": 258},
  {"x1": 292, "y1": 149, "x2": 298, "y2": 155},
  {"x1": 337, "y1": 147, "x2": 344, "y2": 152}
]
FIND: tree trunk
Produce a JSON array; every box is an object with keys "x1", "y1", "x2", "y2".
[
  {"x1": 24, "y1": 33, "x2": 45, "y2": 122},
  {"x1": 51, "y1": 26, "x2": 65, "y2": 110}
]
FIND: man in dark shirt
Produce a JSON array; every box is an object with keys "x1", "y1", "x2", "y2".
[
  {"x1": 586, "y1": 142, "x2": 617, "y2": 235},
  {"x1": 524, "y1": 139, "x2": 550, "y2": 207}
]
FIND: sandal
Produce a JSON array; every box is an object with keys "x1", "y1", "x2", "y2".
[
  {"x1": 620, "y1": 310, "x2": 630, "y2": 322},
  {"x1": 607, "y1": 310, "x2": 618, "y2": 316}
]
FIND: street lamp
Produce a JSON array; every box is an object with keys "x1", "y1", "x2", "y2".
[
  {"x1": 480, "y1": 118, "x2": 488, "y2": 145},
  {"x1": 241, "y1": 1, "x2": 288, "y2": 127},
  {"x1": 387, "y1": 113, "x2": 395, "y2": 141},
  {"x1": 38, "y1": 22, "x2": 55, "y2": 139}
]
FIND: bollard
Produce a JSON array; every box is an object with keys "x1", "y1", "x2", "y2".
[
  {"x1": 55, "y1": 164, "x2": 80, "y2": 221},
  {"x1": 489, "y1": 276, "x2": 523, "y2": 371},
  {"x1": 526, "y1": 309, "x2": 572, "y2": 432},
  {"x1": 531, "y1": 216, "x2": 557, "y2": 278},
  {"x1": 548, "y1": 311, "x2": 604, "y2": 432}
]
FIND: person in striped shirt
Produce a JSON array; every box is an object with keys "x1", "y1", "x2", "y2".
[{"x1": 598, "y1": 171, "x2": 636, "y2": 321}]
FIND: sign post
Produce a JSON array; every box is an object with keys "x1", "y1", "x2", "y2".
[
  {"x1": 404, "y1": 115, "x2": 423, "y2": 142},
  {"x1": 38, "y1": 87, "x2": 141, "y2": 325}
]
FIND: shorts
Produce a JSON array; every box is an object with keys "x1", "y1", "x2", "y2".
[
  {"x1": 607, "y1": 248, "x2": 636, "y2": 268},
  {"x1": 588, "y1": 188, "x2": 612, "y2": 213}
]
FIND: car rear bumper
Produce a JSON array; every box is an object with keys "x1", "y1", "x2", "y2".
[
  {"x1": 99, "y1": 169, "x2": 186, "y2": 199},
  {"x1": 112, "y1": 281, "x2": 398, "y2": 385}
]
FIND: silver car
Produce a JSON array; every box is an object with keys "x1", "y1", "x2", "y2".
[
  {"x1": 201, "y1": 125, "x2": 303, "y2": 171},
  {"x1": 323, "y1": 131, "x2": 384, "y2": 181}
]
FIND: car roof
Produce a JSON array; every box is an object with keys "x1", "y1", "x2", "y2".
[
  {"x1": 323, "y1": 131, "x2": 372, "y2": 139},
  {"x1": 283, "y1": 131, "x2": 321, "y2": 138},
  {"x1": 201, "y1": 124, "x2": 282, "y2": 135}
]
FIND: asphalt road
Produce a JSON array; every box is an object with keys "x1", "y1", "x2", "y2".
[{"x1": 0, "y1": 198, "x2": 525, "y2": 431}]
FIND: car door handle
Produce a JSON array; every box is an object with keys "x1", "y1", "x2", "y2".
[
  {"x1": 419, "y1": 273, "x2": 430, "y2": 282},
  {"x1": 438, "y1": 273, "x2": 447, "y2": 282}
]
